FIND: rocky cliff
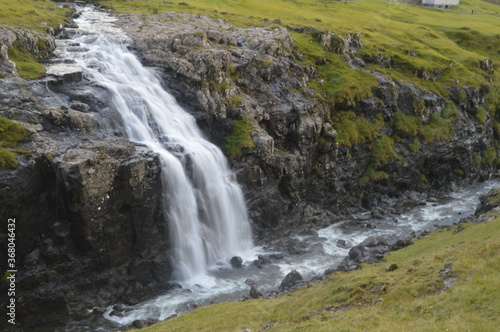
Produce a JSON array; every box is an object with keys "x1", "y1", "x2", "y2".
[
  {"x1": 115, "y1": 11, "x2": 497, "y2": 239},
  {"x1": 1, "y1": 18, "x2": 171, "y2": 330}
]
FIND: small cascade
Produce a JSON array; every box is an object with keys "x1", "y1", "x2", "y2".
[{"x1": 57, "y1": 7, "x2": 253, "y2": 282}]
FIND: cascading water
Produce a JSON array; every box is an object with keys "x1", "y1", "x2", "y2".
[{"x1": 64, "y1": 7, "x2": 253, "y2": 283}]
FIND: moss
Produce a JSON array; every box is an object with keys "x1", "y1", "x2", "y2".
[
  {"x1": 210, "y1": 79, "x2": 229, "y2": 93},
  {"x1": 0, "y1": 149, "x2": 17, "y2": 169},
  {"x1": 454, "y1": 168, "x2": 464, "y2": 176},
  {"x1": 370, "y1": 135, "x2": 398, "y2": 167},
  {"x1": 332, "y1": 111, "x2": 383, "y2": 147},
  {"x1": 359, "y1": 166, "x2": 389, "y2": 186},
  {"x1": 458, "y1": 89, "x2": 468, "y2": 103},
  {"x1": 0, "y1": 116, "x2": 29, "y2": 169},
  {"x1": 0, "y1": 72, "x2": 5, "y2": 79},
  {"x1": 394, "y1": 111, "x2": 421, "y2": 137},
  {"x1": 408, "y1": 140, "x2": 420, "y2": 152},
  {"x1": 224, "y1": 95, "x2": 244, "y2": 107},
  {"x1": 420, "y1": 113, "x2": 455, "y2": 144},
  {"x1": 222, "y1": 119, "x2": 255, "y2": 158},
  {"x1": 16, "y1": 147, "x2": 33, "y2": 156},
  {"x1": 441, "y1": 101, "x2": 460, "y2": 121},
  {"x1": 472, "y1": 154, "x2": 481, "y2": 167},
  {"x1": 227, "y1": 64, "x2": 240, "y2": 80},
  {"x1": 7, "y1": 41, "x2": 46, "y2": 80},
  {"x1": 476, "y1": 106, "x2": 487, "y2": 126},
  {"x1": 0, "y1": 116, "x2": 29, "y2": 148},
  {"x1": 482, "y1": 146, "x2": 497, "y2": 165},
  {"x1": 419, "y1": 173, "x2": 428, "y2": 182},
  {"x1": 317, "y1": 137, "x2": 325, "y2": 151}
]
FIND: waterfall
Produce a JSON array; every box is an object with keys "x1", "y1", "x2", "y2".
[{"x1": 66, "y1": 8, "x2": 253, "y2": 282}]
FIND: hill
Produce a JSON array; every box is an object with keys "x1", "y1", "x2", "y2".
[{"x1": 134, "y1": 188, "x2": 500, "y2": 331}]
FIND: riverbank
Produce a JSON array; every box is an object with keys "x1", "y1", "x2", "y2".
[{"x1": 132, "y1": 187, "x2": 500, "y2": 331}]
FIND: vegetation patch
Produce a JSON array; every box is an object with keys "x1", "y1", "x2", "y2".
[
  {"x1": 8, "y1": 41, "x2": 46, "y2": 80},
  {"x1": 393, "y1": 111, "x2": 456, "y2": 144},
  {"x1": 482, "y1": 146, "x2": 497, "y2": 165},
  {"x1": 0, "y1": 116, "x2": 29, "y2": 169},
  {"x1": 0, "y1": 0, "x2": 70, "y2": 32},
  {"x1": 222, "y1": 119, "x2": 255, "y2": 158},
  {"x1": 332, "y1": 112, "x2": 384, "y2": 147}
]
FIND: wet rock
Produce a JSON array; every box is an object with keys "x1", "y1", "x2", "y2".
[
  {"x1": 336, "y1": 239, "x2": 348, "y2": 248},
  {"x1": 280, "y1": 270, "x2": 303, "y2": 290},
  {"x1": 230, "y1": 256, "x2": 243, "y2": 268},
  {"x1": 249, "y1": 285, "x2": 263, "y2": 299},
  {"x1": 371, "y1": 210, "x2": 383, "y2": 219},
  {"x1": 360, "y1": 236, "x2": 388, "y2": 247},
  {"x1": 67, "y1": 110, "x2": 95, "y2": 133},
  {"x1": 475, "y1": 188, "x2": 500, "y2": 216},
  {"x1": 252, "y1": 260, "x2": 262, "y2": 269}
]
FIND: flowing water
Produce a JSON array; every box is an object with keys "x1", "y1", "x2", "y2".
[
  {"x1": 55, "y1": 7, "x2": 254, "y2": 284},
  {"x1": 46, "y1": 6, "x2": 500, "y2": 331}
]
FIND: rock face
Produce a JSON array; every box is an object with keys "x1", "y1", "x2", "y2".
[
  {"x1": 116, "y1": 12, "x2": 338, "y2": 241},
  {"x1": 0, "y1": 19, "x2": 171, "y2": 329},
  {"x1": 115, "y1": 11, "x2": 497, "y2": 240},
  {"x1": 0, "y1": 137, "x2": 170, "y2": 329}
]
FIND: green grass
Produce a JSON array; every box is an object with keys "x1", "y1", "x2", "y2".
[
  {"x1": 332, "y1": 111, "x2": 384, "y2": 147},
  {"x1": 92, "y1": 0, "x2": 499, "y2": 102},
  {"x1": 0, "y1": 0, "x2": 70, "y2": 32},
  {"x1": 222, "y1": 119, "x2": 255, "y2": 158},
  {"x1": 0, "y1": 116, "x2": 30, "y2": 169},
  {"x1": 7, "y1": 41, "x2": 46, "y2": 79},
  {"x1": 134, "y1": 201, "x2": 500, "y2": 332}
]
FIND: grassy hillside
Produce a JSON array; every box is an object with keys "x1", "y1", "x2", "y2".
[
  {"x1": 135, "y1": 200, "x2": 500, "y2": 331},
  {"x1": 0, "y1": 0, "x2": 69, "y2": 32},
  {"x1": 94, "y1": 0, "x2": 500, "y2": 109}
]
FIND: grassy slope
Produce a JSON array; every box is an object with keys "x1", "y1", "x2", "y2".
[
  {"x1": 94, "y1": 0, "x2": 500, "y2": 106},
  {"x1": 0, "y1": 0, "x2": 69, "y2": 32},
  {"x1": 0, "y1": 0, "x2": 70, "y2": 79},
  {"x1": 0, "y1": 116, "x2": 29, "y2": 169},
  {"x1": 135, "y1": 206, "x2": 500, "y2": 332}
]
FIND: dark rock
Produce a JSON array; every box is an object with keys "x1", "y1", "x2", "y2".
[
  {"x1": 336, "y1": 239, "x2": 347, "y2": 248},
  {"x1": 252, "y1": 259, "x2": 263, "y2": 269},
  {"x1": 348, "y1": 246, "x2": 363, "y2": 260},
  {"x1": 230, "y1": 256, "x2": 243, "y2": 268},
  {"x1": 371, "y1": 210, "x2": 383, "y2": 219},
  {"x1": 258, "y1": 255, "x2": 272, "y2": 264},
  {"x1": 249, "y1": 285, "x2": 263, "y2": 299},
  {"x1": 280, "y1": 270, "x2": 303, "y2": 289}
]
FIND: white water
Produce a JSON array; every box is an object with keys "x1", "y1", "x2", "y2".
[{"x1": 63, "y1": 8, "x2": 253, "y2": 283}]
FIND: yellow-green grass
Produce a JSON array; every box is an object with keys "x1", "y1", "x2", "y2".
[
  {"x1": 0, "y1": 0, "x2": 70, "y2": 32},
  {"x1": 0, "y1": 116, "x2": 30, "y2": 169},
  {"x1": 222, "y1": 119, "x2": 255, "y2": 158},
  {"x1": 93, "y1": 0, "x2": 499, "y2": 101},
  {"x1": 7, "y1": 41, "x2": 47, "y2": 79},
  {"x1": 134, "y1": 207, "x2": 500, "y2": 332}
]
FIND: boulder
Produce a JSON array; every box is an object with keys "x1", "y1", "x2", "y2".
[
  {"x1": 230, "y1": 256, "x2": 243, "y2": 268},
  {"x1": 280, "y1": 270, "x2": 303, "y2": 290}
]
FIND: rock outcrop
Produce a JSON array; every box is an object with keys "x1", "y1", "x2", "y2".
[
  {"x1": 116, "y1": 12, "x2": 339, "y2": 241},
  {"x1": 115, "y1": 11, "x2": 497, "y2": 240}
]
